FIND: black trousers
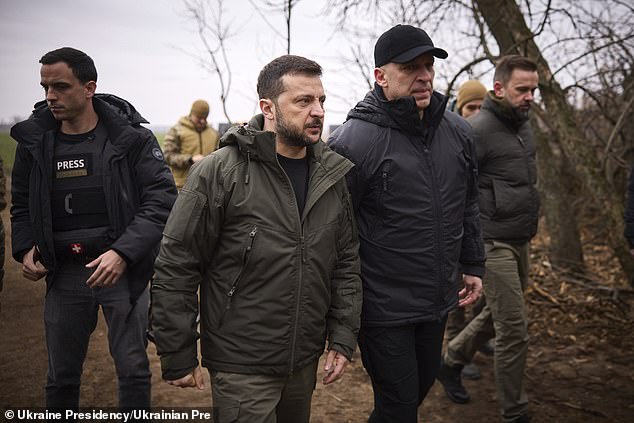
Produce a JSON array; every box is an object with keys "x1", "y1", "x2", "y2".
[
  {"x1": 359, "y1": 318, "x2": 447, "y2": 423},
  {"x1": 45, "y1": 261, "x2": 151, "y2": 415}
]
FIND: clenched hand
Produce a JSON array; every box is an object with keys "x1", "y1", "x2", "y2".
[{"x1": 22, "y1": 246, "x2": 48, "y2": 281}]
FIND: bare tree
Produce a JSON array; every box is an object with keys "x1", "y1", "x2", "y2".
[
  {"x1": 184, "y1": 0, "x2": 234, "y2": 123},
  {"x1": 248, "y1": 0, "x2": 303, "y2": 54},
  {"x1": 326, "y1": 0, "x2": 634, "y2": 281}
]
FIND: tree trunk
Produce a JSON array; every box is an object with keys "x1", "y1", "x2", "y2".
[
  {"x1": 534, "y1": 125, "x2": 585, "y2": 270},
  {"x1": 474, "y1": 0, "x2": 634, "y2": 283},
  {"x1": 476, "y1": 0, "x2": 583, "y2": 268}
]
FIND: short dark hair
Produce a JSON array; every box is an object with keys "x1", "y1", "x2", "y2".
[
  {"x1": 257, "y1": 55, "x2": 322, "y2": 101},
  {"x1": 39, "y1": 47, "x2": 98, "y2": 84},
  {"x1": 493, "y1": 55, "x2": 537, "y2": 86}
]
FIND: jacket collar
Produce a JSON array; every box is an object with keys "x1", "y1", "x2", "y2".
[
  {"x1": 11, "y1": 93, "x2": 148, "y2": 154},
  {"x1": 481, "y1": 92, "x2": 529, "y2": 130},
  {"x1": 178, "y1": 115, "x2": 203, "y2": 132},
  {"x1": 220, "y1": 114, "x2": 353, "y2": 178},
  {"x1": 347, "y1": 83, "x2": 448, "y2": 137},
  {"x1": 220, "y1": 114, "x2": 330, "y2": 164}
]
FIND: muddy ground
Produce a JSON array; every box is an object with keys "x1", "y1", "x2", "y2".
[{"x1": 1, "y1": 201, "x2": 633, "y2": 422}]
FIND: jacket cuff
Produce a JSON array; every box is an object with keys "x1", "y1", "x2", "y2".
[
  {"x1": 14, "y1": 248, "x2": 30, "y2": 264},
  {"x1": 329, "y1": 342, "x2": 354, "y2": 361},
  {"x1": 328, "y1": 329, "x2": 357, "y2": 361},
  {"x1": 159, "y1": 345, "x2": 199, "y2": 381},
  {"x1": 110, "y1": 247, "x2": 132, "y2": 266},
  {"x1": 461, "y1": 264, "x2": 485, "y2": 278}
]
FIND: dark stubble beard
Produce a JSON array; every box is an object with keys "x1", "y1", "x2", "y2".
[
  {"x1": 511, "y1": 104, "x2": 531, "y2": 122},
  {"x1": 275, "y1": 109, "x2": 322, "y2": 147}
]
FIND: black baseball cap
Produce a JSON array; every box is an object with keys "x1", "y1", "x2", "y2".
[{"x1": 374, "y1": 24, "x2": 448, "y2": 67}]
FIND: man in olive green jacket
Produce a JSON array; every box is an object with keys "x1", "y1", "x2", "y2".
[
  {"x1": 151, "y1": 55, "x2": 361, "y2": 423},
  {"x1": 163, "y1": 99, "x2": 220, "y2": 189}
]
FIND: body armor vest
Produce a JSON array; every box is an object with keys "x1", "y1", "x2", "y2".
[{"x1": 51, "y1": 122, "x2": 111, "y2": 261}]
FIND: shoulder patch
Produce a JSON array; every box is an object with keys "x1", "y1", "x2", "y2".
[{"x1": 152, "y1": 148, "x2": 164, "y2": 161}]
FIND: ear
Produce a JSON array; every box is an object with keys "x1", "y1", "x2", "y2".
[
  {"x1": 374, "y1": 67, "x2": 388, "y2": 88},
  {"x1": 85, "y1": 81, "x2": 97, "y2": 98},
  {"x1": 493, "y1": 80, "x2": 504, "y2": 97},
  {"x1": 259, "y1": 98, "x2": 275, "y2": 120}
]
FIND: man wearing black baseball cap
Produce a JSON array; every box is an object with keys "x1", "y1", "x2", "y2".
[{"x1": 329, "y1": 24, "x2": 484, "y2": 422}]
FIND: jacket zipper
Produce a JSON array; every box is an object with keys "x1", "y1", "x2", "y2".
[
  {"x1": 219, "y1": 226, "x2": 258, "y2": 325},
  {"x1": 423, "y1": 143, "x2": 445, "y2": 321},
  {"x1": 516, "y1": 134, "x2": 536, "y2": 220},
  {"x1": 279, "y1": 158, "x2": 309, "y2": 377},
  {"x1": 288, "y1": 231, "x2": 305, "y2": 376},
  {"x1": 277, "y1": 156, "x2": 349, "y2": 375}
]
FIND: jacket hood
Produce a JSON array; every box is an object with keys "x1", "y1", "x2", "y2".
[
  {"x1": 482, "y1": 91, "x2": 530, "y2": 130},
  {"x1": 220, "y1": 114, "x2": 351, "y2": 173},
  {"x1": 29, "y1": 93, "x2": 148, "y2": 126},
  {"x1": 92, "y1": 93, "x2": 149, "y2": 126},
  {"x1": 11, "y1": 93, "x2": 150, "y2": 152},
  {"x1": 346, "y1": 83, "x2": 448, "y2": 137},
  {"x1": 219, "y1": 114, "x2": 277, "y2": 162}
]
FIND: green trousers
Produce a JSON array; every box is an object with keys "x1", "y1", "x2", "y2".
[
  {"x1": 445, "y1": 288, "x2": 487, "y2": 341},
  {"x1": 446, "y1": 240, "x2": 530, "y2": 422},
  {"x1": 210, "y1": 359, "x2": 318, "y2": 423}
]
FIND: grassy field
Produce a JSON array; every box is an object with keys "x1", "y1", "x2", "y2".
[
  {"x1": 0, "y1": 130, "x2": 165, "y2": 173},
  {"x1": 0, "y1": 132, "x2": 16, "y2": 172}
]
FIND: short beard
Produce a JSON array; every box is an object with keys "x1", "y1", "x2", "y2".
[
  {"x1": 275, "y1": 109, "x2": 321, "y2": 147},
  {"x1": 511, "y1": 105, "x2": 530, "y2": 122}
]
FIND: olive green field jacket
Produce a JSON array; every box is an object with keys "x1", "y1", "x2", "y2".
[{"x1": 151, "y1": 114, "x2": 362, "y2": 380}]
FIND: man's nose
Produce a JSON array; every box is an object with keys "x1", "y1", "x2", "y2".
[
  {"x1": 416, "y1": 68, "x2": 432, "y2": 82},
  {"x1": 310, "y1": 102, "x2": 325, "y2": 118}
]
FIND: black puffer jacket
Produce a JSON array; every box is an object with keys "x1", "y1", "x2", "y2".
[
  {"x1": 469, "y1": 93, "x2": 539, "y2": 243},
  {"x1": 10, "y1": 94, "x2": 177, "y2": 301},
  {"x1": 151, "y1": 115, "x2": 361, "y2": 379},
  {"x1": 328, "y1": 85, "x2": 485, "y2": 326}
]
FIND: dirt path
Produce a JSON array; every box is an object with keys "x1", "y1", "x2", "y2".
[{"x1": 1, "y1": 203, "x2": 633, "y2": 422}]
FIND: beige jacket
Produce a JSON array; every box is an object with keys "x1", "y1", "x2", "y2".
[{"x1": 163, "y1": 116, "x2": 219, "y2": 188}]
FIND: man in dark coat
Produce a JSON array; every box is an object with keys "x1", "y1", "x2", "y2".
[
  {"x1": 438, "y1": 55, "x2": 539, "y2": 423},
  {"x1": 10, "y1": 47, "x2": 177, "y2": 412},
  {"x1": 328, "y1": 24, "x2": 485, "y2": 423}
]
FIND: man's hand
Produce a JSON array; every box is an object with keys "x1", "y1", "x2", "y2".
[
  {"x1": 86, "y1": 250, "x2": 127, "y2": 288},
  {"x1": 322, "y1": 349, "x2": 349, "y2": 385},
  {"x1": 22, "y1": 246, "x2": 48, "y2": 281},
  {"x1": 192, "y1": 154, "x2": 205, "y2": 163},
  {"x1": 166, "y1": 366, "x2": 205, "y2": 390},
  {"x1": 458, "y1": 274, "x2": 482, "y2": 307}
]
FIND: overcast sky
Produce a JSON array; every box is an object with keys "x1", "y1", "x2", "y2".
[{"x1": 0, "y1": 0, "x2": 394, "y2": 131}]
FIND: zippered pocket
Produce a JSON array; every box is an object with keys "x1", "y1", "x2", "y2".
[
  {"x1": 370, "y1": 163, "x2": 390, "y2": 235},
  {"x1": 218, "y1": 225, "x2": 258, "y2": 327}
]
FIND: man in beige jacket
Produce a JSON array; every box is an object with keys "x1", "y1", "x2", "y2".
[{"x1": 163, "y1": 99, "x2": 220, "y2": 189}]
